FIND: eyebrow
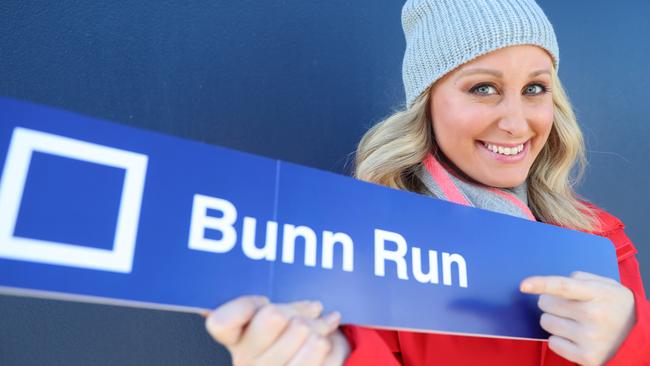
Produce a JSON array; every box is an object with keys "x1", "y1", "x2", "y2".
[{"x1": 454, "y1": 68, "x2": 551, "y2": 82}]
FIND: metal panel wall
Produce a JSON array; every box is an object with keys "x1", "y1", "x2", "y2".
[{"x1": 0, "y1": 1, "x2": 647, "y2": 364}]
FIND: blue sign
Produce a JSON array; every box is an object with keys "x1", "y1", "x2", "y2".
[{"x1": 0, "y1": 97, "x2": 618, "y2": 340}]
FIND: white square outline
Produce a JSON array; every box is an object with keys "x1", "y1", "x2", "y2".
[{"x1": 0, "y1": 127, "x2": 148, "y2": 273}]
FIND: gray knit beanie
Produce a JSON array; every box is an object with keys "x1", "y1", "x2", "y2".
[{"x1": 402, "y1": 0, "x2": 559, "y2": 107}]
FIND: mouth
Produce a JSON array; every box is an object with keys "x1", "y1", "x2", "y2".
[{"x1": 476, "y1": 139, "x2": 530, "y2": 162}]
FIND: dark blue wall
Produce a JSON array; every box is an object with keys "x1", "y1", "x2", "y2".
[{"x1": 0, "y1": 1, "x2": 647, "y2": 364}]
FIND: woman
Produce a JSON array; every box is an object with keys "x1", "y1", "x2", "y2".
[{"x1": 204, "y1": 0, "x2": 650, "y2": 365}]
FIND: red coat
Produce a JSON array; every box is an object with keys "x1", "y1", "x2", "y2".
[{"x1": 341, "y1": 205, "x2": 650, "y2": 365}]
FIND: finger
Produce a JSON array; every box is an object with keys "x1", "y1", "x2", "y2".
[
  {"x1": 321, "y1": 312, "x2": 342, "y2": 335},
  {"x1": 537, "y1": 294, "x2": 582, "y2": 321},
  {"x1": 254, "y1": 312, "x2": 341, "y2": 365},
  {"x1": 290, "y1": 300, "x2": 324, "y2": 319},
  {"x1": 234, "y1": 302, "x2": 321, "y2": 357},
  {"x1": 287, "y1": 333, "x2": 332, "y2": 366},
  {"x1": 539, "y1": 313, "x2": 581, "y2": 342},
  {"x1": 256, "y1": 317, "x2": 338, "y2": 365},
  {"x1": 305, "y1": 312, "x2": 342, "y2": 336},
  {"x1": 571, "y1": 271, "x2": 619, "y2": 285},
  {"x1": 205, "y1": 296, "x2": 269, "y2": 346},
  {"x1": 234, "y1": 303, "x2": 295, "y2": 355},
  {"x1": 254, "y1": 317, "x2": 312, "y2": 365},
  {"x1": 547, "y1": 335, "x2": 584, "y2": 365},
  {"x1": 520, "y1": 276, "x2": 597, "y2": 300},
  {"x1": 323, "y1": 330, "x2": 351, "y2": 366}
]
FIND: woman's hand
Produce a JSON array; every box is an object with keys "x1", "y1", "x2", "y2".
[
  {"x1": 520, "y1": 271, "x2": 636, "y2": 366},
  {"x1": 204, "y1": 296, "x2": 350, "y2": 366}
]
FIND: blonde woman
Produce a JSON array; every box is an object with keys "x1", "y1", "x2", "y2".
[{"x1": 204, "y1": 1, "x2": 649, "y2": 365}]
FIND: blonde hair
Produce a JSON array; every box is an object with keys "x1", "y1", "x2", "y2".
[{"x1": 354, "y1": 69, "x2": 599, "y2": 231}]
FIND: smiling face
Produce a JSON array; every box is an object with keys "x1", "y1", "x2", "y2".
[{"x1": 429, "y1": 45, "x2": 555, "y2": 188}]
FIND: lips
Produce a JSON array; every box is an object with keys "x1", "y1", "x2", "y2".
[
  {"x1": 482, "y1": 141, "x2": 525, "y2": 156},
  {"x1": 477, "y1": 140, "x2": 530, "y2": 162}
]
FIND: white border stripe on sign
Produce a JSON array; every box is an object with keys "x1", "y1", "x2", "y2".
[{"x1": 0, "y1": 127, "x2": 148, "y2": 273}]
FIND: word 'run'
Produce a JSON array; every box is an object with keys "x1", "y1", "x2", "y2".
[{"x1": 188, "y1": 194, "x2": 468, "y2": 288}]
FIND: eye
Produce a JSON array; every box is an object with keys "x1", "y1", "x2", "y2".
[
  {"x1": 523, "y1": 83, "x2": 548, "y2": 96},
  {"x1": 469, "y1": 83, "x2": 498, "y2": 96}
]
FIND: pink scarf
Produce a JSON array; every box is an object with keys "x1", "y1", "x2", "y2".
[{"x1": 418, "y1": 153, "x2": 536, "y2": 221}]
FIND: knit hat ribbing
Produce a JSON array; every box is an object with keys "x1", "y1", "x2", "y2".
[{"x1": 401, "y1": 0, "x2": 559, "y2": 107}]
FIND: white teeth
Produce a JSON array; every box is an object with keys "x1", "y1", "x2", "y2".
[{"x1": 483, "y1": 142, "x2": 525, "y2": 156}]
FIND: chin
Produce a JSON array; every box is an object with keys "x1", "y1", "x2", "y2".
[{"x1": 475, "y1": 172, "x2": 528, "y2": 189}]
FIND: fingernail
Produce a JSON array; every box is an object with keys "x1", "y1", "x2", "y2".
[
  {"x1": 325, "y1": 311, "x2": 341, "y2": 327},
  {"x1": 310, "y1": 301, "x2": 323, "y2": 313},
  {"x1": 254, "y1": 296, "x2": 270, "y2": 306},
  {"x1": 520, "y1": 282, "x2": 533, "y2": 292}
]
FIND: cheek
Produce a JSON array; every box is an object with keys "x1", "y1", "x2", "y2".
[
  {"x1": 432, "y1": 99, "x2": 487, "y2": 148},
  {"x1": 532, "y1": 105, "x2": 555, "y2": 141}
]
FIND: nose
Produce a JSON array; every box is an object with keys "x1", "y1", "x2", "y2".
[{"x1": 497, "y1": 96, "x2": 529, "y2": 136}]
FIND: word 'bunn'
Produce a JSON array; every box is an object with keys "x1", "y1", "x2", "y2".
[{"x1": 188, "y1": 194, "x2": 468, "y2": 288}]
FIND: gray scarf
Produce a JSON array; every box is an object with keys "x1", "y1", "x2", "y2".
[{"x1": 417, "y1": 153, "x2": 536, "y2": 221}]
